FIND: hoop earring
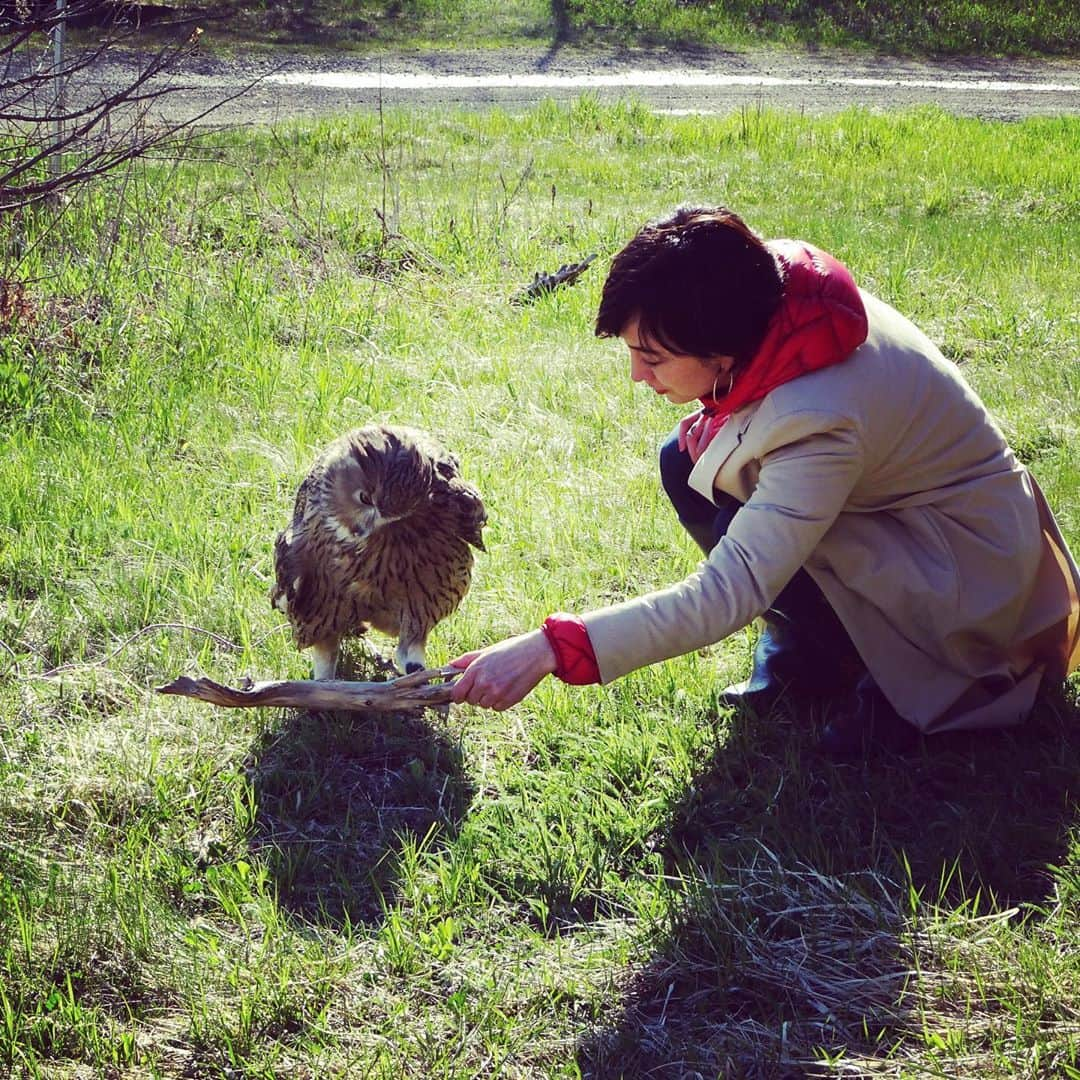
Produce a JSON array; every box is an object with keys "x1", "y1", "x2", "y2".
[{"x1": 711, "y1": 369, "x2": 735, "y2": 399}]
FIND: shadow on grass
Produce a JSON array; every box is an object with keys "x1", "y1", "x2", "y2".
[
  {"x1": 669, "y1": 690, "x2": 1080, "y2": 910},
  {"x1": 129, "y1": 2, "x2": 559, "y2": 51},
  {"x1": 578, "y1": 686, "x2": 1080, "y2": 1077},
  {"x1": 245, "y1": 696, "x2": 473, "y2": 928}
]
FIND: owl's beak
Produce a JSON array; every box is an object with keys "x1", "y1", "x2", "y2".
[{"x1": 349, "y1": 506, "x2": 383, "y2": 538}]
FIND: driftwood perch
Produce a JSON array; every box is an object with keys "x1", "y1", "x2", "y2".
[{"x1": 156, "y1": 665, "x2": 458, "y2": 712}]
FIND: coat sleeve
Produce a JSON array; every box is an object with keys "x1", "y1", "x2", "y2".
[{"x1": 581, "y1": 414, "x2": 865, "y2": 683}]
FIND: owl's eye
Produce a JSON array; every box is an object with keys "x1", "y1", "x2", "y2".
[{"x1": 353, "y1": 490, "x2": 373, "y2": 506}]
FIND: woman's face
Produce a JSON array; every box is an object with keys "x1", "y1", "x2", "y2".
[{"x1": 620, "y1": 316, "x2": 733, "y2": 405}]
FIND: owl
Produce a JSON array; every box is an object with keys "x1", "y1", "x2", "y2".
[{"x1": 271, "y1": 424, "x2": 486, "y2": 680}]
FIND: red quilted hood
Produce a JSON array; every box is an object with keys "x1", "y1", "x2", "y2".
[{"x1": 699, "y1": 239, "x2": 868, "y2": 422}]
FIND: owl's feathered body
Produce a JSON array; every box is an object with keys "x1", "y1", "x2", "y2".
[{"x1": 271, "y1": 425, "x2": 486, "y2": 679}]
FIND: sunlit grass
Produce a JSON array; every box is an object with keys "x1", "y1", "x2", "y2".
[
  {"x1": 167, "y1": 0, "x2": 1080, "y2": 56},
  {"x1": 563, "y1": 0, "x2": 1080, "y2": 55},
  {"x1": 1, "y1": 101, "x2": 1078, "y2": 1076}
]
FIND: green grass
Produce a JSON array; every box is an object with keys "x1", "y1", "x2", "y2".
[
  {"x1": 145, "y1": 0, "x2": 1080, "y2": 56},
  {"x1": 560, "y1": 0, "x2": 1080, "y2": 55},
  {"x1": 1, "y1": 100, "x2": 1079, "y2": 1077}
]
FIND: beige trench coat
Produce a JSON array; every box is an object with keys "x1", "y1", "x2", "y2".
[{"x1": 583, "y1": 293, "x2": 1080, "y2": 732}]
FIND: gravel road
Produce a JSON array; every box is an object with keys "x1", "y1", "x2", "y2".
[{"x1": 78, "y1": 44, "x2": 1080, "y2": 127}]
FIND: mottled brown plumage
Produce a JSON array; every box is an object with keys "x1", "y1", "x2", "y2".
[{"x1": 271, "y1": 425, "x2": 486, "y2": 679}]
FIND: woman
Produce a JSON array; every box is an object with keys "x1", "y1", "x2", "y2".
[{"x1": 450, "y1": 207, "x2": 1080, "y2": 754}]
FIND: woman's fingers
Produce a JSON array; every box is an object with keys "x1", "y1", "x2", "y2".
[
  {"x1": 677, "y1": 409, "x2": 700, "y2": 452},
  {"x1": 448, "y1": 650, "x2": 482, "y2": 670},
  {"x1": 449, "y1": 631, "x2": 557, "y2": 710}
]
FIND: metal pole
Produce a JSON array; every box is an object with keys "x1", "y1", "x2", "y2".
[{"x1": 51, "y1": 0, "x2": 66, "y2": 181}]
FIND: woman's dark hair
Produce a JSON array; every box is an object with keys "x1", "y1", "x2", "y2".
[{"x1": 595, "y1": 206, "x2": 784, "y2": 370}]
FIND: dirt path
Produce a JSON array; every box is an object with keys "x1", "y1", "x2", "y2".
[{"x1": 85, "y1": 45, "x2": 1080, "y2": 127}]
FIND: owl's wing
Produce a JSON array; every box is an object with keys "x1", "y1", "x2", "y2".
[
  {"x1": 433, "y1": 451, "x2": 461, "y2": 482},
  {"x1": 274, "y1": 462, "x2": 334, "y2": 622},
  {"x1": 446, "y1": 480, "x2": 487, "y2": 552},
  {"x1": 272, "y1": 521, "x2": 325, "y2": 627},
  {"x1": 289, "y1": 467, "x2": 323, "y2": 527}
]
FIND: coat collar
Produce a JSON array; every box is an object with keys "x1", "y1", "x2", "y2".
[{"x1": 687, "y1": 401, "x2": 760, "y2": 502}]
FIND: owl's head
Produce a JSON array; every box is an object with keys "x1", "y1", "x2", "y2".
[{"x1": 321, "y1": 426, "x2": 436, "y2": 541}]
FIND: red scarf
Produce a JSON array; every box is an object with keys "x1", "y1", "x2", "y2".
[{"x1": 685, "y1": 240, "x2": 868, "y2": 461}]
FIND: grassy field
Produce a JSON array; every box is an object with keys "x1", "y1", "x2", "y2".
[
  {"x1": 155, "y1": 0, "x2": 1080, "y2": 56},
  {"x1": 1, "y1": 100, "x2": 1079, "y2": 1077}
]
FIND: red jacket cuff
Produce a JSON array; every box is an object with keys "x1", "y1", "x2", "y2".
[{"x1": 541, "y1": 613, "x2": 601, "y2": 685}]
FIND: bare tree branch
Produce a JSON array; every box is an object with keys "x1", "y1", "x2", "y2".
[{"x1": 0, "y1": 1, "x2": 248, "y2": 212}]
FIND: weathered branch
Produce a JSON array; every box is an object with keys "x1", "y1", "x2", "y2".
[{"x1": 156, "y1": 665, "x2": 461, "y2": 713}]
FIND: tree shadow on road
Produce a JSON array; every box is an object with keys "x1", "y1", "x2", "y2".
[{"x1": 534, "y1": 0, "x2": 571, "y2": 70}]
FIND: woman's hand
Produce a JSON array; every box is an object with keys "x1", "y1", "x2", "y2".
[
  {"x1": 449, "y1": 630, "x2": 558, "y2": 711},
  {"x1": 677, "y1": 408, "x2": 702, "y2": 453},
  {"x1": 679, "y1": 408, "x2": 717, "y2": 463}
]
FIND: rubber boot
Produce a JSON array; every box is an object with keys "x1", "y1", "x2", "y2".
[
  {"x1": 819, "y1": 673, "x2": 920, "y2": 757},
  {"x1": 719, "y1": 615, "x2": 804, "y2": 712},
  {"x1": 719, "y1": 565, "x2": 864, "y2": 711}
]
